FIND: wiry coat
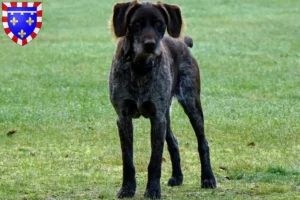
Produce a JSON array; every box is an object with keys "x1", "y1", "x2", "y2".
[{"x1": 109, "y1": 1, "x2": 216, "y2": 199}]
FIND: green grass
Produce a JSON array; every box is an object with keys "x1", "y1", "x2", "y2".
[{"x1": 0, "y1": 0, "x2": 299, "y2": 199}]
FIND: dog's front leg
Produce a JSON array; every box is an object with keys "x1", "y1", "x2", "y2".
[
  {"x1": 144, "y1": 116, "x2": 166, "y2": 199},
  {"x1": 117, "y1": 116, "x2": 136, "y2": 198}
]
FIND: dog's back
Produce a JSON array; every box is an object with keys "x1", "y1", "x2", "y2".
[{"x1": 159, "y1": 36, "x2": 201, "y2": 97}]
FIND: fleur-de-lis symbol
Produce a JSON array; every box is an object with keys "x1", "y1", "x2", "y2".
[
  {"x1": 10, "y1": 17, "x2": 18, "y2": 26},
  {"x1": 26, "y1": 17, "x2": 34, "y2": 26},
  {"x1": 18, "y1": 29, "x2": 26, "y2": 38}
]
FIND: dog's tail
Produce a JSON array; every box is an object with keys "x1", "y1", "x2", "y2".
[{"x1": 184, "y1": 36, "x2": 193, "y2": 48}]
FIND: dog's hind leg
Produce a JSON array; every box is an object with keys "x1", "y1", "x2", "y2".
[
  {"x1": 117, "y1": 116, "x2": 136, "y2": 198},
  {"x1": 165, "y1": 109, "x2": 183, "y2": 186},
  {"x1": 177, "y1": 70, "x2": 217, "y2": 189}
]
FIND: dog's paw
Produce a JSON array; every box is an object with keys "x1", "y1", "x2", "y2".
[
  {"x1": 167, "y1": 176, "x2": 183, "y2": 187},
  {"x1": 117, "y1": 187, "x2": 136, "y2": 198},
  {"x1": 144, "y1": 189, "x2": 161, "y2": 199},
  {"x1": 144, "y1": 180, "x2": 161, "y2": 199},
  {"x1": 201, "y1": 175, "x2": 217, "y2": 189}
]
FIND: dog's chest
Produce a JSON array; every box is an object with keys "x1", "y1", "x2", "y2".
[{"x1": 109, "y1": 61, "x2": 173, "y2": 118}]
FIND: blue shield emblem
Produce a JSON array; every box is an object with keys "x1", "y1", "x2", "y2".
[{"x1": 2, "y1": 2, "x2": 42, "y2": 46}]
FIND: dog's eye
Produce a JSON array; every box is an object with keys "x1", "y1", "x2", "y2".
[
  {"x1": 132, "y1": 22, "x2": 141, "y2": 28},
  {"x1": 154, "y1": 21, "x2": 162, "y2": 27}
]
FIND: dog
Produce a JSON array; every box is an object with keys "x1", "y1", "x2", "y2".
[{"x1": 109, "y1": 1, "x2": 216, "y2": 199}]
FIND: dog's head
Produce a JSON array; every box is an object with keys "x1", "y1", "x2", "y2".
[{"x1": 110, "y1": 1, "x2": 182, "y2": 62}]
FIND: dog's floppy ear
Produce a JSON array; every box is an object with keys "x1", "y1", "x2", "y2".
[
  {"x1": 111, "y1": 1, "x2": 137, "y2": 37},
  {"x1": 160, "y1": 3, "x2": 182, "y2": 38}
]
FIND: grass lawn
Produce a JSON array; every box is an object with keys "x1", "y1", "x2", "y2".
[{"x1": 0, "y1": 0, "x2": 299, "y2": 199}]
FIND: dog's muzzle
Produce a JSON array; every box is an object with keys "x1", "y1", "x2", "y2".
[{"x1": 143, "y1": 38, "x2": 157, "y2": 53}]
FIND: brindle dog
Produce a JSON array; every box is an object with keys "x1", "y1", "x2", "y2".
[{"x1": 109, "y1": 1, "x2": 216, "y2": 199}]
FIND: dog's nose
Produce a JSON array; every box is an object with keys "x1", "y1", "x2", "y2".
[{"x1": 143, "y1": 39, "x2": 156, "y2": 53}]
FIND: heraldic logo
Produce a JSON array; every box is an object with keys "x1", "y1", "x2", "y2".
[{"x1": 2, "y1": 2, "x2": 42, "y2": 46}]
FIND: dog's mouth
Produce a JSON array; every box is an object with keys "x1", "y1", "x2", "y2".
[
  {"x1": 132, "y1": 44, "x2": 160, "y2": 64},
  {"x1": 132, "y1": 54, "x2": 155, "y2": 67},
  {"x1": 133, "y1": 46, "x2": 160, "y2": 63}
]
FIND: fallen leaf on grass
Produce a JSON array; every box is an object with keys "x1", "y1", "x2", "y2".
[
  {"x1": 6, "y1": 129, "x2": 17, "y2": 136},
  {"x1": 65, "y1": 154, "x2": 70, "y2": 158},
  {"x1": 30, "y1": 152, "x2": 36, "y2": 156},
  {"x1": 248, "y1": 142, "x2": 256, "y2": 146},
  {"x1": 162, "y1": 157, "x2": 167, "y2": 163},
  {"x1": 224, "y1": 148, "x2": 233, "y2": 153},
  {"x1": 219, "y1": 166, "x2": 227, "y2": 170},
  {"x1": 250, "y1": 184, "x2": 259, "y2": 190}
]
